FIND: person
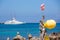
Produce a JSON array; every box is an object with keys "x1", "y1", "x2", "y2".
[
  {"x1": 40, "y1": 16, "x2": 46, "y2": 40},
  {"x1": 7, "y1": 37, "x2": 10, "y2": 40}
]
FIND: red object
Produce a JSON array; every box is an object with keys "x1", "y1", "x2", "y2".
[{"x1": 40, "y1": 3, "x2": 45, "y2": 11}]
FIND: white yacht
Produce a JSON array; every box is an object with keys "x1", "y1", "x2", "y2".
[{"x1": 4, "y1": 18, "x2": 24, "y2": 24}]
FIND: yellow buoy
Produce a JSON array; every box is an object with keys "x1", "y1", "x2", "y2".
[{"x1": 44, "y1": 20, "x2": 56, "y2": 29}]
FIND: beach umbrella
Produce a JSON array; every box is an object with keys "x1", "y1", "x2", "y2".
[
  {"x1": 40, "y1": 3, "x2": 45, "y2": 11},
  {"x1": 44, "y1": 20, "x2": 56, "y2": 29}
]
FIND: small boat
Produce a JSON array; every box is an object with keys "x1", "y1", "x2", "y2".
[{"x1": 4, "y1": 18, "x2": 24, "y2": 24}]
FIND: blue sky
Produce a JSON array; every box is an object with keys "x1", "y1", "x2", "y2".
[{"x1": 0, "y1": 0, "x2": 60, "y2": 23}]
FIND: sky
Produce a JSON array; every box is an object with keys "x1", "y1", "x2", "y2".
[{"x1": 0, "y1": 0, "x2": 60, "y2": 23}]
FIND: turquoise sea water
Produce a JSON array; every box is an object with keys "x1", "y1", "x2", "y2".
[{"x1": 0, "y1": 23, "x2": 60, "y2": 40}]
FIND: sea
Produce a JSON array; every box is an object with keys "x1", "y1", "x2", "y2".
[{"x1": 0, "y1": 23, "x2": 60, "y2": 40}]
